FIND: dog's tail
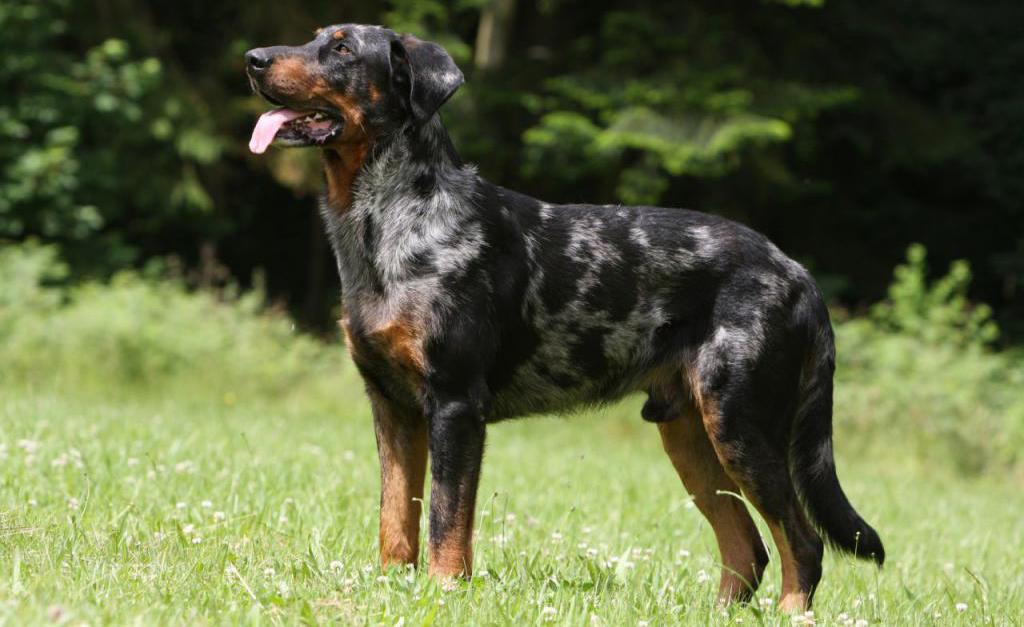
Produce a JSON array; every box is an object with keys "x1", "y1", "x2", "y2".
[{"x1": 789, "y1": 294, "x2": 885, "y2": 566}]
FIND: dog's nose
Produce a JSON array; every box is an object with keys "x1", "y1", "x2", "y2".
[{"x1": 246, "y1": 48, "x2": 273, "y2": 73}]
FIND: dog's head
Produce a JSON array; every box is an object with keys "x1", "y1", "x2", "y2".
[{"x1": 245, "y1": 24, "x2": 463, "y2": 154}]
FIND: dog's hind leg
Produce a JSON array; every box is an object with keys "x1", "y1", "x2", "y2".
[
  {"x1": 691, "y1": 344, "x2": 825, "y2": 612},
  {"x1": 657, "y1": 400, "x2": 769, "y2": 604},
  {"x1": 370, "y1": 390, "x2": 429, "y2": 569}
]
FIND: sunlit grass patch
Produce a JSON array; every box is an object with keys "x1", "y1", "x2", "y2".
[{"x1": 0, "y1": 390, "x2": 1020, "y2": 625}]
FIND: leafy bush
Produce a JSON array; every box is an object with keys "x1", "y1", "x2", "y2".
[
  {"x1": 835, "y1": 245, "x2": 1024, "y2": 477},
  {"x1": 0, "y1": 241, "x2": 359, "y2": 412}
]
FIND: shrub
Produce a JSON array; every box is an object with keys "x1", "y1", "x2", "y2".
[
  {"x1": 0, "y1": 241, "x2": 360, "y2": 413},
  {"x1": 835, "y1": 245, "x2": 1024, "y2": 477}
]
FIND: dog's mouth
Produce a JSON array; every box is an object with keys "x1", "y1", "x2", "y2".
[{"x1": 248, "y1": 101, "x2": 345, "y2": 154}]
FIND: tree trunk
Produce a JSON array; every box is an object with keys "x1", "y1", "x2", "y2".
[{"x1": 474, "y1": 0, "x2": 518, "y2": 72}]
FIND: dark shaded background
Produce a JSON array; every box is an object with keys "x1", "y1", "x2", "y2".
[{"x1": 3, "y1": 0, "x2": 1022, "y2": 336}]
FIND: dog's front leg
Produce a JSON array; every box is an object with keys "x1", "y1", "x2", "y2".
[
  {"x1": 370, "y1": 390, "x2": 428, "y2": 569},
  {"x1": 426, "y1": 395, "x2": 486, "y2": 578}
]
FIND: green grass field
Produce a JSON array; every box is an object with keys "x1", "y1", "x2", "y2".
[
  {"x1": 0, "y1": 379, "x2": 1020, "y2": 626},
  {"x1": 1, "y1": 244, "x2": 1020, "y2": 624}
]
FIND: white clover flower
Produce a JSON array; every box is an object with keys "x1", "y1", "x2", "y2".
[
  {"x1": 264, "y1": 568, "x2": 276, "y2": 577},
  {"x1": 126, "y1": 457, "x2": 139, "y2": 467},
  {"x1": 191, "y1": 536, "x2": 202, "y2": 544},
  {"x1": 541, "y1": 606, "x2": 557, "y2": 620},
  {"x1": 854, "y1": 620, "x2": 868, "y2": 627},
  {"x1": 182, "y1": 524, "x2": 195, "y2": 535},
  {"x1": 17, "y1": 439, "x2": 39, "y2": 454},
  {"x1": 696, "y1": 570, "x2": 710, "y2": 583},
  {"x1": 329, "y1": 560, "x2": 343, "y2": 572},
  {"x1": 551, "y1": 531, "x2": 563, "y2": 542},
  {"x1": 213, "y1": 511, "x2": 226, "y2": 522},
  {"x1": 176, "y1": 502, "x2": 187, "y2": 510},
  {"x1": 67, "y1": 497, "x2": 80, "y2": 510},
  {"x1": 955, "y1": 602, "x2": 968, "y2": 613},
  {"x1": 201, "y1": 500, "x2": 213, "y2": 508}
]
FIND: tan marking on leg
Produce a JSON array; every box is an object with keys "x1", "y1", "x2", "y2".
[
  {"x1": 769, "y1": 502, "x2": 818, "y2": 612},
  {"x1": 658, "y1": 408, "x2": 766, "y2": 604},
  {"x1": 427, "y1": 500, "x2": 474, "y2": 579},
  {"x1": 694, "y1": 386, "x2": 819, "y2": 612},
  {"x1": 772, "y1": 521, "x2": 810, "y2": 612},
  {"x1": 370, "y1": 318, "x2": 426, "y2": 380},
  {"x1": 370, "y1": 390, "x2": 428, "y2": 568}
]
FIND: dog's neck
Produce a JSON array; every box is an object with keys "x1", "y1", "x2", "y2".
[{"x1": 320, "y1": 115, "x2": 484, "y2": 300}]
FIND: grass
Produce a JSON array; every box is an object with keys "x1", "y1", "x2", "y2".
[
  {"x1": 0, "y1": 242, "x2": 1020, "y2": 624},
  {"x1": 0, "y1": 379, "x2": 1020, "y2": 626}
]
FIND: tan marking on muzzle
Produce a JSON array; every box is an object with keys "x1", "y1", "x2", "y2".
[{"x1": 266, "y1": 57, "x2": 319, "y2": 99}]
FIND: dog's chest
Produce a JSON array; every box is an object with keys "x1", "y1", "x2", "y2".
[{"x1": 340, "y1": 295, "x2": 432, "y2": 401}]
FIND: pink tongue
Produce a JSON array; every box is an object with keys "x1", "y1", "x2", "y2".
[{"x1": 248, "y1": 109, "x2": 307, "y2": 154}]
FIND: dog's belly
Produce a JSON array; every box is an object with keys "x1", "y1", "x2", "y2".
[{"x1": 487, "y1": 301, "x2": 672, "y2": 419}]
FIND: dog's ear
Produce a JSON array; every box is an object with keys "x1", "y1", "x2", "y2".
[{"x1": 390, "y1": 34, "x2": 464, "y2": 123}]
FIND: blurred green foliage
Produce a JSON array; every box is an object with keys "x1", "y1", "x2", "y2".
[
  {"x1": 0, "y1": 241, "x2": 350, "y2": 411},
  {"x1": 836, "y1": 245, "x2": 1023, "y2": 478},
  {"x1": 0, "y1": 0, "x2": 1022, "y2": 334},
  {"x1": 0, "y1": 1, "x2": 224, "y2": 273}
]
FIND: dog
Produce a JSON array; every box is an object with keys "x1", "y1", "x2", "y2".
[{"x1": 245, "y1": 23, "x2": 884, "y2": 611}]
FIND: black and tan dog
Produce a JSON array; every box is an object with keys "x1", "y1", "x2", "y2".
[{"x1": 245, "y1": 24, "x2": 884, "y2": 610}]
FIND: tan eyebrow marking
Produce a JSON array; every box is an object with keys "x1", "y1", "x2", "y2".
[{"x1": 333, "y1": 30, "x2": 346, "y2": 40}]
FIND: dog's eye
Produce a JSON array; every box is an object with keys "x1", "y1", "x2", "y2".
[{"x1": 334, "y1": 42, "x2": 352, "y2": 55}]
